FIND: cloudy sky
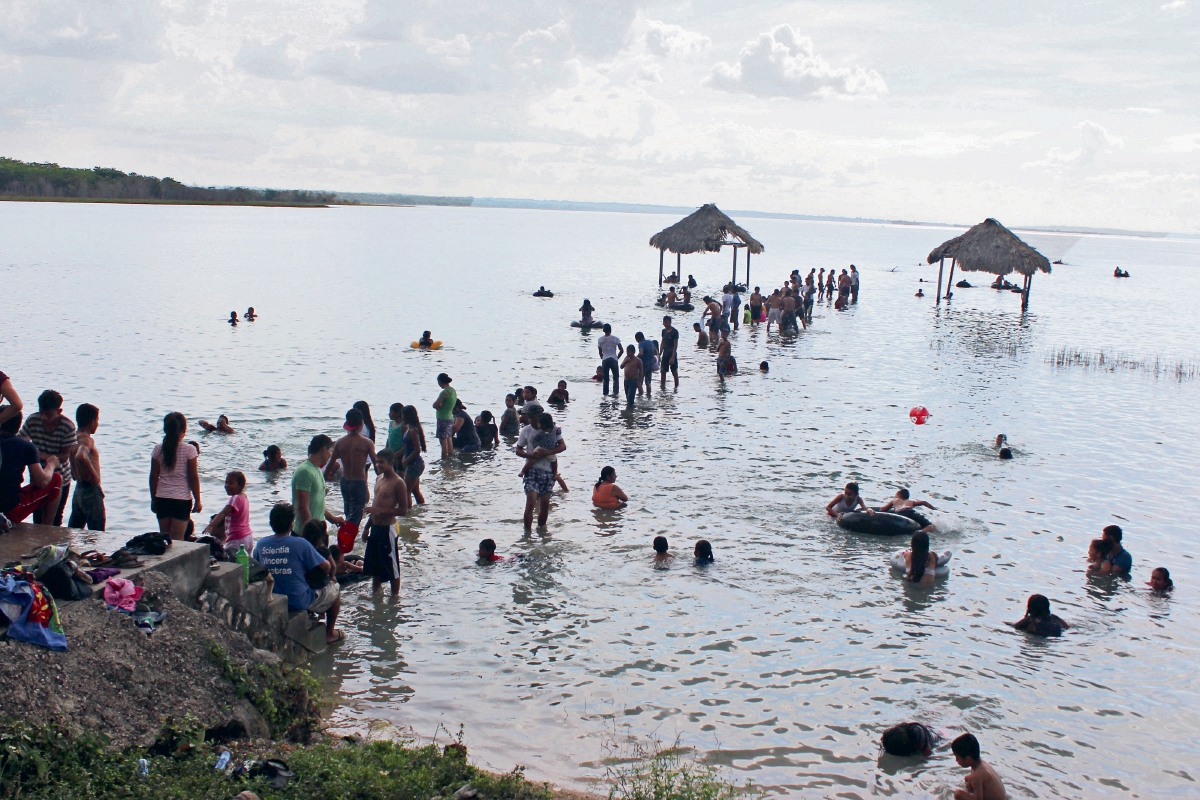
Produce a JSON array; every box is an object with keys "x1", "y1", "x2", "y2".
[{"x1": 2, "y1": 0, "x2": 1198, "y2": 232}]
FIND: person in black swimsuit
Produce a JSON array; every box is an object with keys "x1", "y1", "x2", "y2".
[{"x1": 881, "y1": 722, "x2": 936, "y2": 757}]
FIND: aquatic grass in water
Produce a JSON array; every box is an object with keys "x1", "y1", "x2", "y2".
[{"x1": 1046, "y1": 346, "x2": 1199, "y2": 382}]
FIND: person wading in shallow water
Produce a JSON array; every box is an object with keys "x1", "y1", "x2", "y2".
[
  {"x1": 516, "y1": 411, "x2": 566, "y2": 529},
  {"x1": 660, "y1": 316, "x2": 680, "y2": 389}
]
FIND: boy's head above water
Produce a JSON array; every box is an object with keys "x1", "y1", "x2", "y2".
[{"x1": 653, "y1": 536, "x2": 669, "y2": 554}]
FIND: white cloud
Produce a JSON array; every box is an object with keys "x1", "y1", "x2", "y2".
[
  {"x1": 235, "y1": 38, "x2": 302, "y2": 82},
  {"x1": 1161, "y1": 0, "x2": 1186, "y2": 9},
  {"x1": 0, "y1": 0, "x2": 165, "y2": 62},
  {"x1": 644, "y1": 20, "x2": 709, "y2": 58},
  {"x1": 1023, "y1": 120, "x2": 1123, "y2": 170},
  {"x1": 708, "y1": 24, "x2": 886, "y2": 98},
  {"x1": 1165, "y1": 132, "x2": 1200, "y2": 152},
  {"x1": 1126, "y1": 106, "x2": 1161, "y2": 114}
]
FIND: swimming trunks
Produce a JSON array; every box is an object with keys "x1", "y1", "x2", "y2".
[
  {"x1": 895, "y1": 507, "x2": 931, "y2": 528},
  {"x1": 436, "y1": 418, "x2": 454, "y2": 440},
  {"x1": 716, "y1": 356, "x2": 731, "y2": 377},
  {"x1": 363, "y1": 524, "x2": 401, "y2": 582},
  {"x1": 523, "y1": 469, "x2": 556, "y2": 497}
]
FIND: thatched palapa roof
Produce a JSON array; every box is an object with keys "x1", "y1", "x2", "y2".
[
  {"x1": 650, "y1": 204, "x2": 764, "y2": 255},
  {"x1": 927, "y1": 218, "x2": 1051, "y2": 277}
]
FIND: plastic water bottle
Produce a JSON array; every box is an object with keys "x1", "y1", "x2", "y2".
[
  {"x1": 138, "y1": 758, "x2": 149, "y2": 776},
  {"x1": 235, "y1": 546, "x2": 250, "y2": 583},
  {"x1": 215, "y1": 751, "x2": 231, "y2": 770}
]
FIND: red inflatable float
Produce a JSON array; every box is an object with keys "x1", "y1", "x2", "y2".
[{"x1": 909, "y1": 406, "x2": 930, "y2": 425}]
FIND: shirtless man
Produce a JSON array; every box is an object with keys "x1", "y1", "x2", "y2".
[
  {"x1": 716, "y1": 330, "x2": 732, "y2": 382},
  {"x1": 325, "y1": 408, "x2": 376, "y2": 528},
  {"x1": 69, "y1": 403, "x2": 104, "y2": 530},
  {"x1": 765, "y1": 290, "x2": 781, "y2": 333},
  {"x1": 361, "y1": 449, "x2": 408, "y2": 595},
  {"x1": 620, "y1": 344, "x2": 643, "y2": 406},
  {"x1": 780, "y1": 290, "x2": 799, "y2": 333},
  {"x1": 666, "y1": 286, "x2": 678, "y2": 306},
  {"x1": 748, "y1": 287, "x2": 763, "y2": 323},
  {"x1": 700, "y1": 296, "x2": 723, "y2": 343},
  {"x1": 878, "y1": 488, "x2": 937, "y2": 532},
  {"x1": 952, "y1": 734, "x2": 1006, "y2": 800},
  {"x1": 693, "y1": 322, "x2": 709, "y2": 348}
]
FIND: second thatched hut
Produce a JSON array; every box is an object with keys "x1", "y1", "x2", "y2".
[
  {"x1": 927, "y1": 218, "x2": 1051, "y2": 310},
  {"x1": 649, "y1": 204, "x2": 764, "y2": 287}
]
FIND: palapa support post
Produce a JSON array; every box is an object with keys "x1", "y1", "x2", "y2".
[
  {"x1": 945, "y1": 258, "x2": 956, "y2": 300},
  {"x1": 677, "y1": 252, "x2": 681, "y2": 281},
  {"x1": 658, "y1": 249, "x2": 664, "y2": 287},
  {"x1": 1022, "y1": 273, "x2": 1032, "y2": 311},
  {"x1": 731, "y1": 246, "x2": 738, "y2": 286},
  {"x1": 935, "y1": 258, "x2": 945, "y2": 303},
  {"x1": 746, "y1": 249, "x2": 751, "y2": 288}
]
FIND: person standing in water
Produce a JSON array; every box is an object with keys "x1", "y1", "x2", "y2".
[
  {"x1": 850, "y1": 265, "x2": 860, "y2": 302},
  {"x1": 597, "y1": 325, "x2": 622, "y2": 396},
  {"x1": 432, "y1": 373, "x2": 457, "y2": 458},
  {"x1": 516, "y1": 411, "x2": 566, "y2": 529},
  {"x1": 362, "y1": 449, "x2": 409, "y2": 595},
  {"x1": 634, "y1": 332, "x2": 656, "y2": 398},
  {"x1": 621, "y1": 344, "x2": 643, "y2": 406},
  {"x1": 716, "y1": 330, "x2": 733, "y2": 381},
  {"x1": 748, "y1": 287, "x2": 763, "y2": 324},
  {"x1": 660, "y1": 316, "x2": 680, "y2": 389},
  {"x1": 399, "y1": 406, "x2": 427, "y2": 505},
  {"x1": 325, "y1": 408, "x2": 376, "y2": 529}
]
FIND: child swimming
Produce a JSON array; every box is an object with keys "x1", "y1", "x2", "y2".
[
  {"x1": 951, "y1": 733, "x2": 1006, "y2": 800},
  {"x1": 548, "y1": 380, "x2": 570, "y2": 404},
  {"x1": 694, "y1": 540, "x2": 714, "y2": 564},
  {"x1": 260, "y1": 445, "x2": 287, "y2": 471},
  {"x1": 1009, "y1": 594, "x2": 1069, "y2": 637},
  {"x1": 199, "y1": 414, "x2": 236, "y2": 434},
  {"x1": 826, "y1": 482, "x2": 872, "y2": 517},
  {"x1": 1147, "y1": 567, "x2": 1173, "y2": 592},
  {"x1": 652, "y1": 535, "x2": 673, "y2": 565}
]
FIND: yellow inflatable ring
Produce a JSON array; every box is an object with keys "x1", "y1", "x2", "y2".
[{"x1": 411, "y1": 341, "x2": 443, "y2": 350}]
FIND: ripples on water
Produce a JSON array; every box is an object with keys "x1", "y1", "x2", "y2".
[{"x1": 2, "y1": 203, "x2": 1198, "y2": 796}]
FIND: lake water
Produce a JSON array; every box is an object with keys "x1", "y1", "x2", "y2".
[{"x1": 2, "y1": 201, "x2": 1199, "y2": 797}]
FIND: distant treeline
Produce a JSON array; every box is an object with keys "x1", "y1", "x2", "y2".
[{"x1": 0, "y1": 157, "x2": 335, "y2": 205}]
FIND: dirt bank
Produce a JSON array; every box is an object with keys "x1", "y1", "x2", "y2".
[{"x1": 0, "y1": 571, "x2": 279, "y2": 747}]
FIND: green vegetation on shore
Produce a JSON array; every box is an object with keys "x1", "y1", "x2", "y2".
[
  {"x1": 0, "y1": 720, "x2": 552, "y2": 800},
  {"x1": 0, "y1": 157, "x2": 334, "y2": 206}
]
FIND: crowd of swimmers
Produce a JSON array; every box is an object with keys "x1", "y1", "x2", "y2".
[{"x1": 0, "y1": 262, "x2": 1179, "y2": 797}]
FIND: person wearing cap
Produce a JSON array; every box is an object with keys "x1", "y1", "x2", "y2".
[
  {"x1": 432, "y1": 373, "x2": 458, "y2": 458},
  {"x1": 324, "y1": 408, "x2": 377, "y2": 529}
]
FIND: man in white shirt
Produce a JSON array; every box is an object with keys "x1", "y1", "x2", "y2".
[
  {"x1": 721, "y1": 287, "x2": 733, "y2": 325},
  {"x1": 596, "y1": 324, "x2": 622, "y2": 396},
  {"x1": 850, "y1": 265, "x2": 860, "y2": 302}
]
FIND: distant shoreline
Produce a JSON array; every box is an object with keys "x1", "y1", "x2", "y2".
[{"x1": 0, "y1": 195, "x2": 330, "y2": 208}]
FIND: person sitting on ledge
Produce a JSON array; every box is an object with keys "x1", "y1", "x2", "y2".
[
  {"x1": 0, "y1": 412, "x2": 62, "y2": 525},
  {"x1": 254, "y1": 503, "x2": 343, "y2": 644}
]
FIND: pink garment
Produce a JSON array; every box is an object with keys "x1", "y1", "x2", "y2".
[
  {"x1": 224, "y1": 493, "x2": 253, "y2": 550},
  {"x1": 103, "y1": 577, "x2": 143, "y2": 611}
]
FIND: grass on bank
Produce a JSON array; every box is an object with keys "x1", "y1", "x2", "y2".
[
  {"x1": 0, "y1": 719, "x2": 550, "y2": 800},
  {"x1": 1, "y1": 643, "x2": 752, "y2": 800}
]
